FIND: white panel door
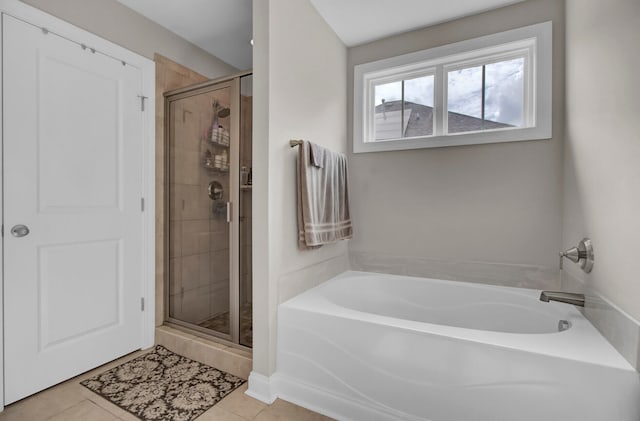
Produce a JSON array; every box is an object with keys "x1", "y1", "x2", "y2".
[{"x1": 3, "y1": 15, "x2": 144, "y2": 403}]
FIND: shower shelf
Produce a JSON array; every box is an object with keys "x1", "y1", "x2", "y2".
[
  {"x1": 208, "y1": 139, "x2": 230, "y2": 148},
  {"x1": 203, "y1": 164, "x2": 229, "y2": 173}
]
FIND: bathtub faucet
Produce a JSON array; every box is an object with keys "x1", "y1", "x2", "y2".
[{"x1": 540, "y1": 291, "x2": 585, "y2": 307}]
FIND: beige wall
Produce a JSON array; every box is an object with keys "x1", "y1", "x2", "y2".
[
  {"x1": 563, "y1": 0, "x2": 640, "y2": 321},
  {"x1": 252, "y1": 0, "x2": 348, "y2": 376},
  {"x1": 347, "y1": 0, "x2": 565, "y2": 285},
  {"x1": 20, "y1": 0, "x2": 237, "y2": 78}
]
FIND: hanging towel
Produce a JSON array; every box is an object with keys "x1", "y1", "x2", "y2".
[
  {"x1": 309, "y1": 142, "x2": 325, "y2": 168},
  {"x1": 297, "y1": 141, "x2": 353, "y2": 249}
]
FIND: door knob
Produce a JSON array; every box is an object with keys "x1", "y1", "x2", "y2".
[{"x1": 10, "y1": 224, "x2": 30, "y2": 238}]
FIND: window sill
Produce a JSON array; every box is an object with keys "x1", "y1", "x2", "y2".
[{"x1": 354, "y1": 126, "x2": 551, "y2": 153}]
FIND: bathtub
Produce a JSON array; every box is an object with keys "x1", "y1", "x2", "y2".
[{"x1": 275, "y1": 271, "x2": 640, "y2": 421}]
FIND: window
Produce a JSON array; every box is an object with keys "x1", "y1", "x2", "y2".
[
  {"x1": 446, "y1": 56, "x2": 526, "y2": 134},
  {"x1": 374, "y1": 74, "x2": 435, "y2": 140},
  {"x1": 353, "y1": 22, "x2": 552, "y2": 153}
]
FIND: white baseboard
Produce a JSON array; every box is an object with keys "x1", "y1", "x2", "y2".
[{"x1": 246, "y1": 371, "x2": 277, "y2": 404}]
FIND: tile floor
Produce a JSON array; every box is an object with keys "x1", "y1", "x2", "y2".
[{"x1": 0, "y1": 350, "x2": 332, "y2": 421}]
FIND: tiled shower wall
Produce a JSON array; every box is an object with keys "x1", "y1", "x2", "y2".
[
  {"x1": 155, "y1": 54, "x2": 233, "y2": 327},
  {"x1": 155, "y1": 54, "x2": 208, "y2": 326},
  {"x1": 240, "y1": 193, "x2": 252, "y2": 304},
  {"x1": 240, "y1": 94, "x2": 253, "y2": 305},
  {"x1": 169, "y1": 91, "x2": 231, "y2": 325}
]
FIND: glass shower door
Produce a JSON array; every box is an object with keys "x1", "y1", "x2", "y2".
[{"x1": 167, "y1": 82, "x2": 235, "y2": 340}]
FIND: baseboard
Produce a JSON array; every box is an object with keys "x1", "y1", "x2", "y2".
[{"x1": 246, "y1": 372, "x2": 277, "y2": 404}]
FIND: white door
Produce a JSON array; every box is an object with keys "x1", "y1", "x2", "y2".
[{"x1": 3, "y1": 15, "x2": 144, "y2": 403}]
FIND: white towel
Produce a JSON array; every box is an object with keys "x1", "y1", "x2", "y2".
[
  {"x1": 297, "y1": 141, "x2": 353, "y2": 249},
  {"x1": 309, "y1": 142, "x2": 325, "y2": 168}
]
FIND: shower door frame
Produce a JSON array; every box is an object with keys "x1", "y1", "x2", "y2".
[{"x1": 164, "y1": 72, "x2": 249, "y2": 346}]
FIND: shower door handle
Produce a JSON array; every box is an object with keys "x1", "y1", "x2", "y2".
[{"x1": 226, "y1": 202, "x2": 232, "y2": 223}]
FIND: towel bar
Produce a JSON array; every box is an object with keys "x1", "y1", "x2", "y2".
[{"x1": 289, "y1": 139, "x2": 304, "y2": 147}]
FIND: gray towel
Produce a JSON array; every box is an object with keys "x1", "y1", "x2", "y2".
[
  {"x1": 297, "y1": 141, "x2": 353, "y2": 249},
  {"x1": 309, "y1": 142, "x2": 325, "y2": 168}
]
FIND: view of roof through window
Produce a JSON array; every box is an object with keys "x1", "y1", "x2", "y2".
[{"x1": 374, "y1": 57, "x2": 523, "y2": 139}]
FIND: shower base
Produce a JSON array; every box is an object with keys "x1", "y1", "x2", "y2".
[{"x1": 198, "y1": 302, "x2": 252, "y2": 347}]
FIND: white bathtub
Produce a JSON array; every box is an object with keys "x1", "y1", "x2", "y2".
[{"x1": 275, "y1": 271, "x2": 640, "y2": 421}]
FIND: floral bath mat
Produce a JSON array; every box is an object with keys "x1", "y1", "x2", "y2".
[{"x1": 81, "y1": 345, "x2": 245, "y2": 421}]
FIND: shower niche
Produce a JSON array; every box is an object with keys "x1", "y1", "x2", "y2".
[{"x1": 165, "y1": 72, "x2": 253, "y2": 348}]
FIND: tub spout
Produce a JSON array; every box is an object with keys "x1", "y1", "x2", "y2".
[{"x1": 540, "y1": 291, "x2": 585, "y2": 307}]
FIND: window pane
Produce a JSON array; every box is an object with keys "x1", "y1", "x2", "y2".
[
  {"x1": 374, "y1": 81, "x2": 402, "y2": 140},
  {"x1": 404, "y1": 75, "x2": 434, "y2": 137},
  {"x1": 485, "y1": 57, "x2": 524, "y2": 128},
  {"x1": 447, "y1": 66, "x2": 483, "y2": 133}
]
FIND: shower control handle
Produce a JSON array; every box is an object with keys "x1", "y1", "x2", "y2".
[
  {"x1": 559, "y1": 238, "x2": 594, "y2": 273},
  {"x1": 559, "y1": 247, "x2": 580, "y2": 269},
  {"x1": 11, "y1": 224, "x2": 30, "y2": 238}
]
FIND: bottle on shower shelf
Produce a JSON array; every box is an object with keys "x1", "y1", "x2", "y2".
[
  {"x1": 221, "y1": 150, "x2": 228, "y2": 171},
  {"x1": 240, "y1": 166, "x2": 249, "y2": 186},
  {"x1": 204, "y1": 149, "x2": 213, "y2": 168}
]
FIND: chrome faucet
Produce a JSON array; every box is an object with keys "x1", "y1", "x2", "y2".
[{"x1": 540, "y1": 291, "x2": 585, "y2": 307}]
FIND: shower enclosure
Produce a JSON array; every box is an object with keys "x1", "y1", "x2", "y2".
[{"x1": 164, "y1": 72, "x2": 253, "y2": 348}]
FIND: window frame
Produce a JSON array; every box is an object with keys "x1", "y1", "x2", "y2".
[{"x1": 353, "y1": 21, "x2": 552, "y2": 153}]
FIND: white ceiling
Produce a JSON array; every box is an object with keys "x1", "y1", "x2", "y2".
[
  {"x1": 117, "y1": 0, "x2": 253, "y2": 70},
  {"x1": 117, "y1": 0, "x2": 526, "y2": 70},
  {"x1": 309, "y1": 0, "x2": 527, "y2": 47}
]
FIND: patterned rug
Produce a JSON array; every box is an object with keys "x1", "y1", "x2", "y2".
[{"x1": 81, "y1": 345, "x2": 245, "y2": 421}]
